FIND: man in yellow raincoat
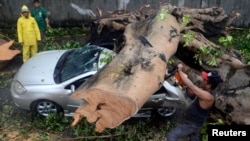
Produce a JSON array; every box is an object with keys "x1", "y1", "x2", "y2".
[{"x1": 17, "y1": 5, "x2": 41, "y2": 63}]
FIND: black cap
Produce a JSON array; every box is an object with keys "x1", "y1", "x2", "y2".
[
  {"x1": 33, "y1": 0, "x2": 40, "y2": 3},
  {"x1": 202, "y1": 71, "x2": 223, "y2": 90}
]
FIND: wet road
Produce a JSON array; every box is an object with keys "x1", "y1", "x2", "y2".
[
  {"x1": 0, "y1": 88, "x2": 14, "y2": 112},
  {"x1": 0, "y1": 89, "x2": 11, "y2": 102},
  {"x1": 0, "y1": 55, "x2": 22, "y2": 107}
]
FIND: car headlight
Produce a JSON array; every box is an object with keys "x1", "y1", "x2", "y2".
[{"x1": 13, "y1": 80, "x2": 27, "y2": 95}]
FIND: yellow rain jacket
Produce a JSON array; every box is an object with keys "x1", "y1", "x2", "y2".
[{"x1": 17, "y1": 5, "x2": 41, "y2": 45}]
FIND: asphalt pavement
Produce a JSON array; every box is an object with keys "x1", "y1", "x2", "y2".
[
  {"x1": 0, "y1": 55, "x2": 22, "y2": 107},
  {"x1": 0, "y1": 89, "x2": 11, "y2": 102}
]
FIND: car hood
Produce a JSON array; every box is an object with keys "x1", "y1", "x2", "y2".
[{"x1": 15, "y1": 50, "x2": 67, "y2": 85}]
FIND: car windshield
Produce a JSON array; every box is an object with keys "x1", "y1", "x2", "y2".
[{"x1": 54, "y1": 45, "x2": 102, "y2": 83}]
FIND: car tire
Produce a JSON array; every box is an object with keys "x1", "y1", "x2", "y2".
[
  {"x1": 31, "y1": 100, "x2": 63, "y2": 117},
  {"x1": 156, "y1": 107, "x2": 176, "y2": 117}
]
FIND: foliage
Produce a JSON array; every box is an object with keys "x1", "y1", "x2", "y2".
[
  {"x1": 0, "y1": 69, "x2": 17, "y2": 88},
  {"x1": 39, "y1": 27, "x2": 85, "y2": 51},
  {"x1": 194, "y1": 45, "x2": 221, "y2": 67},
  {"x1": 229, "y1": 29, "x2": 250, "y2": 64},
  {"x1": 218, "y1": 35, "x2": 233, "y2": 47},
  {"x1": 218, "y1": 30, "x2": 250, "y2": 65},
  {"x1": 45, "y1": 27, "x2": 87, "y2": 37},
  {"x1": 182, "y1": 31, "x2": 195, "y2": 47},
  {"x1": 0, "y1": 28, "x2": 18, "y2": 41},
  {"x1": 61, "y1": 40, "x2": 81, "y2": 49},
  {"x1": 182, "y1": 15, "x2": 191, "y2": 27},
  {"x1": 193, "y1": 30, "x2": 250, "y2": 67},
  {"x1": 200, "y1": 119, "x2": 225, "y2": 141},
  {"x1": 39, "y1": 38, "x2": 81, "y2": 51},
  {"x1": 42, "y1": 114, "x2": 70, "y2": 131},
  {"x1": 157, "y1": 9, "x2": 169, "y2": 20},
  {"x1": 0, "y1": 106, "x2": 172, "y2": 140},
  {"x1": 38, "y1": 38, "x2": 58, "y2": 51},
  {"x1": 180, "y1": 14, "x2": 223, "y2": 67},
  {"x1": 99, "y1": 39, "x2": 117, "y2": 64},
  {"x1": 167, "y1": 58, "x2": 176, "y2": 65},
  {"x1": 185, "y1": 28, "x2": 250, "y2": 67},
  {"x1": 100, "y1": 51, "x2": 115, "y2": 64}
]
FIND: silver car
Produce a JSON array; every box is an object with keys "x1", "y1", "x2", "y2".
[
  {"x1": 10, "y1": 44, "x2": 116, "y2": 117},
  {"x1": 11, "y1": 44, "x2": 184, "y2": 117}
]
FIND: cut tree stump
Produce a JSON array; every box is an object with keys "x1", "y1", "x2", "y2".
[
  {"x1": 0, "y1": 40, "x2": 21, "y2": 70},
  {"x1": 71, "y1": 5, "x2": 181, "y2": 132}
]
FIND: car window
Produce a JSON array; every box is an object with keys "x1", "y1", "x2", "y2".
[
  {"x1": 65, "y1": 75, "x2": 93, "y2": 90},
  {"x1": 59, "y1": 46, "x2": 102, "y2": 82}
]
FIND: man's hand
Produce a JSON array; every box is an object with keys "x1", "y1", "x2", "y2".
[
  {"x1": 177, "y1": 63, "x2": 183, "y2": 71},
  {"x1": 177, "y1": 63, "x2": 188, "y2": 78},
  {"x1": 46, "y1": 18, "x2": 50, "y2": 28}
]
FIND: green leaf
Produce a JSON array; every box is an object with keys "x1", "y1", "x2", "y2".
[
  {"x1": 157, "y1": 9, "x2": 169, "y2": 20},
  {"x1": 226, "y1": 35, "x2": 233, "y2": 42},
  {"x1": 246, "y1": 33, "x2": 250, "y2": 39},
  {"x1": 218, "y1": 36, "x2": 226, "y2": 43},
  {"x1": 182, "y1": 15, "x2": 191, "y2": 27},
  {"x1": 218, "y1": 35, "x2": 233, "y2": 47},
  {"x1": 199, "y1": 46, "x2": 205, "y2": 53},
  {"x1": 207, "y1": 56, "x2": 217, "y2": 67},
  {"x1": 182, "y1": 32, "x2": 195, "y2": 47}
]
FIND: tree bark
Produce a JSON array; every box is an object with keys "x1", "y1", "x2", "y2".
[
  {"x1": 71, "y1": 5, "x2": 181, "y2": 133},
  {"x1": 0, "y1": 40, "x2": 21, "y2": 70}
]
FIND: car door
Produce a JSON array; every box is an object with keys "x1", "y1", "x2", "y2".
[
  {"x1": 63, "y1": 75, "x2": 93, "y2": 115},
  {"x1": 142, "y1": 87, "x2": 167, "y2": 108}
]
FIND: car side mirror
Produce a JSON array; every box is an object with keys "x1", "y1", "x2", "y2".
[{"x1": 70, "y1": 84, "x2": 75, "y2": 92}]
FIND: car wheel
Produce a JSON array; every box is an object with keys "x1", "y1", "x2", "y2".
[
  {"x1": 32, "y1": 100, "x2": 63, "y2": 117},
  {"x1": 156, "y1": 107, "x2": 176, "y2": 117}
]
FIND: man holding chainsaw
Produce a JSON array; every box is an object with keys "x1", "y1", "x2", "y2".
[{"x1": 167, "y1": 63, "x2": 223, "y2": 141}]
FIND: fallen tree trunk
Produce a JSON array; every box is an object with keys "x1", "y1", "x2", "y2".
[
  {"x1": 71, "y1": 5, "x2": 181, "y2": 132},
  {"x1": 71, "y1": 3, "x2": 250, "y2": 132},
  {"x1": 0, "y1": 40, "x2": 21, "y2": 70}
]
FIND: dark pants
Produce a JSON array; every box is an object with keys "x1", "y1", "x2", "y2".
[
  {"x1": 167, "y1": 121, "x2": 201, "y2": 141},
  {"x1": 40, "y1": 29, "x2": 46, "y2": 40}
]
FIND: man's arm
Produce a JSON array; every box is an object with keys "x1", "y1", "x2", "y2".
[
  {"x1": 177, "y1": 64, "x2": 214, "y2": 109},
  {"x1": 42, "y1": 8, "x2": 50, "y2": 28},
  {"x1": 45, "y1": 17, "x2": 50, "y2": 27}
]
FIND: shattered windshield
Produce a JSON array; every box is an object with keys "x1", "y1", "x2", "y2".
[{"x1": 54, "y1": 46, "x2": 102, "y2": 83}]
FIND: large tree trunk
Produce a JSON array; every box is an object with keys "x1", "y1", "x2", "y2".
[
  {"x1": 71, "y1": 5, "x2": 181, "y2": 132},
  {"x1": 71, "y1": 3, "x2": 250, "y2": 132}
]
